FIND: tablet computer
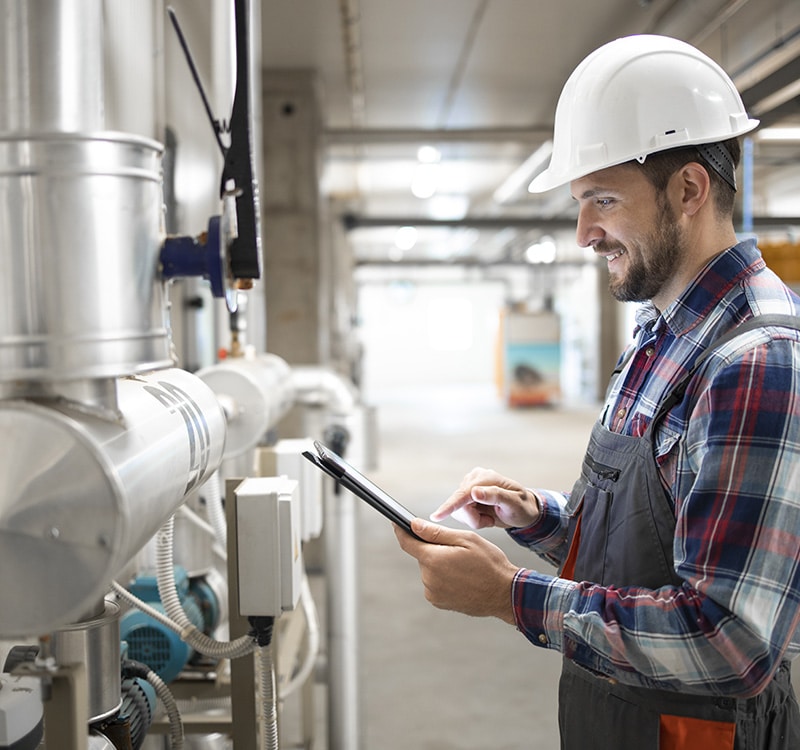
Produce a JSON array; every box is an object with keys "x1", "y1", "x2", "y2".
[{"x1": 302, "y1": 440, "x2": 426, "y2": 541}]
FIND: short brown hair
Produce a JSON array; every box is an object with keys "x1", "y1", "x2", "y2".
[{"x1": 633, "y1": 138, "x2": 741, "y2": 216}]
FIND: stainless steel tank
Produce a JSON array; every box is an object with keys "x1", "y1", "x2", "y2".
[
  {"x1": 51, "y1": 600, "x2": 122, "y2": 722},
  {"x1": 0, "y1": 368, "x2": 226, "y2": 638}
]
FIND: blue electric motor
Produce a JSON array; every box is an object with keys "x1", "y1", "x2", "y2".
[{"x1": 120, "y1": 566, "x2": 220, "y2": 683}]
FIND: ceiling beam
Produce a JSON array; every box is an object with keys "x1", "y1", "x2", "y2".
[
  {"x1": 342, "y1": 213, "x2": 800, "y2": 232},
  {"x1": 324, "y1": 127, "x2": 552, "y2": 145}
]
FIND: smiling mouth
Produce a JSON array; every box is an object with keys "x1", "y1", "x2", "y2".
[{"x1": 604, "y1": 248, "x2": 626, "y2": 263}]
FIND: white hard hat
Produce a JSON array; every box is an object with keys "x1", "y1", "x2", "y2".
[{"x1": 528, "y1": 34, "x2": 759, "y2": 193}]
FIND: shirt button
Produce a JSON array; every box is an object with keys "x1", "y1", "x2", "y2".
[
  {"x1": 616, "y1": 406, "x2": 627, "y2": 419},
  {"x1": 645, "y1": 346, "x2": 655, "y2": 357},
  {"x1": 538, "y1": 633, "x2": 548, "y2": 645}
]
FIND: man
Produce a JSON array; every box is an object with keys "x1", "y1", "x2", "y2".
[{"x1": 395, "y1": 35, "x2": 800, "y2": 749}]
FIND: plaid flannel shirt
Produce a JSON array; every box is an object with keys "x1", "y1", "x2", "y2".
[{"x1": 508, "y1": 238, "x2": 800, "y2": 697}]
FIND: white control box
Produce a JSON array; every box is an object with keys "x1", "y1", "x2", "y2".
[
  {"x1": 235, "y1": 476, "x2": 302, "y2": 617},
  {"x1": 256, "y1": 438, "x2": 324, "y2": 541}
]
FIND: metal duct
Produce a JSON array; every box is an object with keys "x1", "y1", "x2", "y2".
[
  {"x1": 0, "y1": 0, "x2": 104, "y2": 133},
  {"x1": 0, "y1": 0, "x2": 172, "y2": 391},
  {"x1": 0, "y1": 132, "x2": 172, "y2": 385}
]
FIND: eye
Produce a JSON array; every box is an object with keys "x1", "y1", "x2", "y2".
[{"x1": 596, "y1": 197, "x2": 615, "y2": 208}]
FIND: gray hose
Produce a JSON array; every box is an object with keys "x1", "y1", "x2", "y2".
[
  {"x1": 155, "y1": 515, "x2": 255, "y2": 660},
  {"x1": 258, "y1": 644, "x2": 279, "y2": 750},
  {"x1": 123, "y1": 660, "x2": 184, "y2": 750}
]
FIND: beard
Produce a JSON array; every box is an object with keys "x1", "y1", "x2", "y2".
[{"x1": 605, "y1": 199, "x2": 686, "y2": 303}]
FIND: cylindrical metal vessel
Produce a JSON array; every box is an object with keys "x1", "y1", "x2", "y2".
[
  {"x1": 196, "y1": 354, "x2": 295, "y2": 457},
  {"x1": 51, "y1": 600, "x2": 122, "y2": 722},
  {"x1": 0, "y1": 369, "x2": 226, "y2": 638},
  {"x1": 0, "y1": 132, "x2": 173, "y2": 381}
]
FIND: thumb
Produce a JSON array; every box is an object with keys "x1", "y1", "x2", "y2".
[{"x1": 410, "y1": 518, "x2": 465, "y2": 546}]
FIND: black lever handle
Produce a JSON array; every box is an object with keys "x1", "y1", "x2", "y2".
[
  {"x1": 167, "y1": 1, "x2": 261, "y2": 283},
  {"x1": 220, "y1": 0, "x2": 261, "y2": 282}
]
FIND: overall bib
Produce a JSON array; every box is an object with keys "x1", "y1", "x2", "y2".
[{"x1": 557, "y1": 316, "x2": 800, "y2": 750}]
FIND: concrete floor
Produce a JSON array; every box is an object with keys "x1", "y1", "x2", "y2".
[{"x1": 352, "y1": 383, "x2": 597, "y2": 750}]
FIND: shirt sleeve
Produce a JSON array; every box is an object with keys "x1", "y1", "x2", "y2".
[
  {"x1": 511, "y1": 339, "x2": 800, "y2": 698},
  {"x1": 506, "y1": 489, "x2": 571, "y2": 568}
]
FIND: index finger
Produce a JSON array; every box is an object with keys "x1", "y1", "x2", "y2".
[{"x1": 430, "y1": 486, "x2": 474, "y2": 522}]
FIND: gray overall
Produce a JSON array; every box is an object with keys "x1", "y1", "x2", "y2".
[{"x1": 557, "y1": 315, "x2": 800, "y2": 750}]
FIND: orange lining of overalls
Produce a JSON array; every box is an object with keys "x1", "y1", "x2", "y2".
[
  {"x1": 660, "y1": 713, "x2": 735, "y2": 750},
  {"x1": 561, "y1": 514, "x2": 582, "y2": 581}
]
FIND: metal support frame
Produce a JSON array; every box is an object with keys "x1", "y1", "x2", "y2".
[
  {"x1": 225, "y1": 477, "x2": 261, "y2": 749},
  {"x1": 17, "y1": 658, "x2": 90, "y2": 750}
]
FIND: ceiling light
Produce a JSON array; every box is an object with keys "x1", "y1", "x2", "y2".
[
  {"x1": 525, "y1": 237, "x2": 556, "y2": 264},
  {"x1": 394, "y1": 226, "x2": 418, "y2": 250},
  {"x1": 411, "y1": 163, "x2": 438, "y2": 199},
  {"x1": 417, "y1": 145, "x2": 441, "y2": 163}
]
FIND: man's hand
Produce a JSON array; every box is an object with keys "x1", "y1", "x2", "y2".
[
  {"x1": 394, "y1": 519, "x2": 521, "y2": 624},
  {"x1": 430, "y1": 467, "x2": 542, "y2": 530}
]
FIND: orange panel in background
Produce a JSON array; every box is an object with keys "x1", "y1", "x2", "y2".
[{"x1": 759, "y1": 240, "x2": 800, "y2": 285}]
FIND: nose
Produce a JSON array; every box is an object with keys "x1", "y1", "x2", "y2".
[{"x1": 575, "y1": 204, "x2": 604, "y2": 248}]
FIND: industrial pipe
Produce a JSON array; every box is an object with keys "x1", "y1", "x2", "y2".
[
  {"x1": 290, "y1": 366, "x2": 358, "y2": 416},
  {"x1": 196, "y1": 353, "x2": 295, "y2": 458},
  {"x1": 0, "y1": 368, "x2": 226, "y2": 638}
]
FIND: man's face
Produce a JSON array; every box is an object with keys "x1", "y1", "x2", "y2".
[{"x1": 570, "y1": 165, "x2": 687, "y2": 308}]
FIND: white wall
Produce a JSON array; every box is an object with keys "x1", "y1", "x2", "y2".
[{"x1": 358, "y1": 280, "x2": 505, "y2": 396}]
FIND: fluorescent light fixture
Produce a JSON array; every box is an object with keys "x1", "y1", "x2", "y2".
[
  {"x1": 492, "y1": 141, "x2": 553, "y2": 204},
  {"x1": 751, "y1": 79, "x2": 800, "y2": 117},
  {"x1": 427, "y1": 194, "x2": 469, "y2": 220},
  {"x1": 756, "y1": 126, "x2": 800, "y2": 142}
]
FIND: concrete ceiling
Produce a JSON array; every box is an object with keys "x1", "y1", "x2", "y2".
[{"x1": 260, "y1": 0, "x2": 800, "y2": 264}]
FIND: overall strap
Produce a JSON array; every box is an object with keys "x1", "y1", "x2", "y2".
[{"x1": 652, "y1": 313, "x2": 800, "y2": 426}]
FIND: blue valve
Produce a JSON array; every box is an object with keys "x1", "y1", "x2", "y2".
[{"x1": 160, "y1": 212, "x2": 238, "y2": 312}]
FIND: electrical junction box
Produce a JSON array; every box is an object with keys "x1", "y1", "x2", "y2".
[
  {"x1": 235, "y1": 476, "x2": 302, "y2": 617},
  {"x1": 256, "y1": 438, "x2": 324, "y2": 542}
]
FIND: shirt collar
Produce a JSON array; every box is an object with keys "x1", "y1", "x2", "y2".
[{"x1": 633, "y1": 238, "x2": 764, "y2": 338}]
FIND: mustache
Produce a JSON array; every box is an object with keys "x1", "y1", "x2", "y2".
[{"x1": 594, "y1": 240, "x2": 626, "y2": 255}]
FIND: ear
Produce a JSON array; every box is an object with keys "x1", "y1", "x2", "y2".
[{"x1": 673, "y1": 162, "x2": 711, "y2": 216}]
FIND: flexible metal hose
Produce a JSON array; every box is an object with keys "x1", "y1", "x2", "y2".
[
  {"x1": 155, "y1": 515, "x2": 254, "y2": 660},
  {"x1": 258, "y1": 644, "x2": 279, "y2": 750}
]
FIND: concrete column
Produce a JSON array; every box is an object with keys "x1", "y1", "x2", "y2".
[{"x1": 260, "y1": 69, "x2": 329, "y2": 365}]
